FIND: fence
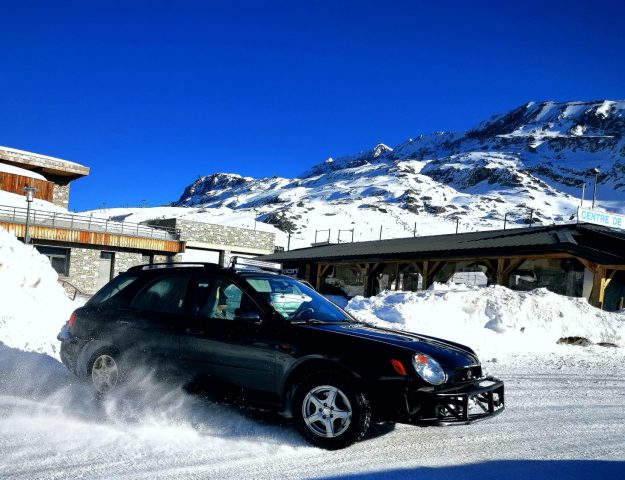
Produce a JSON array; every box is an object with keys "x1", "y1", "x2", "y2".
[{"x1": 0, "y1": 205, "x2": 180, "y2": 241}]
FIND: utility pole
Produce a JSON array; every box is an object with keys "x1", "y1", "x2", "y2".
[
  {"x1": 455, "y1": 217, "x2": 459, "y2": 234},
  {"x1": 287, "y1": 231, "x2": 291, "y2": 251},
  {"x1": 528, "y1": 209, "x2": 534, "y2": 227},
  {"x1": 503, "y1": 212, "x2": 508, "y2": 230},
  {"x1": 413, "y1": 222, "x2": 417, "y2": 237},
  {"x1": 379, "y1": 225, "x2": 383, "y2": 240}
]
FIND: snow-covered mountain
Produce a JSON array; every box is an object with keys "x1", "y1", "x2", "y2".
[{"x1": 169, "y1": 100, "x2": 625, "y2": 247}]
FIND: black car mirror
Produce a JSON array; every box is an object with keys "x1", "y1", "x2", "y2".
[{"x1": 234, "y1": 308, "x2": 262, "y2": 323}]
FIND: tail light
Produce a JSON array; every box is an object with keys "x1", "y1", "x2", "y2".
[{"x1": 68, "y1": 312, "x2": 77, "y2": 329}]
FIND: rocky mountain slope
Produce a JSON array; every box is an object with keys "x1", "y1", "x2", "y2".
[{"x1": 170, "y1": 100, "x2": 624, "y2": 247}]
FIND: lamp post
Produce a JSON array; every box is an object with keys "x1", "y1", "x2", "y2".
[
  {"x1": 23, "y1": 186, "x2": 37, "y2": 244},
  {"x1": 591, "y1": 168, "x2": 600, "y2": 209}
]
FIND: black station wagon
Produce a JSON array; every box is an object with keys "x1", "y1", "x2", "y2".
[{"x1": 59, "y1": 258, "x2": 504, "y2": 449}]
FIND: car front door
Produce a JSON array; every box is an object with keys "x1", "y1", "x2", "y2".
[{"x1": 179, "y1": 275, "x2": 278, "y2": 394}]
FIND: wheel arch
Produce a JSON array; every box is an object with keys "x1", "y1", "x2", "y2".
[
  {"x1": 280, "y1": 356, "x2": 363, "y2": 417},
  {"x1": 76, "y1": 340, "x2": 120, "y2": 379}
]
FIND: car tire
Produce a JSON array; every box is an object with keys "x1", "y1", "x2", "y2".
[
  {"x1": 292, "y1": 371, "x2": 371, "y2": 450},
  {"x1": 87, "y1": 349, "x2": 122, "y2": 395}
]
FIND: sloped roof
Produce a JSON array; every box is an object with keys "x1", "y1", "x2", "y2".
[{"x1": 263, "y1": 223, "x2": 625, "y2": 266}]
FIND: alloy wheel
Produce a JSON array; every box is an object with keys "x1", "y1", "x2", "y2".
[{"x1": 301, "y1": 385, "x2": 352, "y2": 438}]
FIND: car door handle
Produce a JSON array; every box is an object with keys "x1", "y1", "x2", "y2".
[
  {"x1": 117, "y1": 320, "x2": 130, "y2": 325},
  {"x1": 185, "y1": 328, "x2": 205, "y2": 335}
]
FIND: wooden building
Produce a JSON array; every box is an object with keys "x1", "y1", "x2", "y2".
[{"x1": 263, "y1": 224, "x2": 625, "y2": 311}]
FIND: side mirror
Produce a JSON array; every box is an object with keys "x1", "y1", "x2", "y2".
[{"x1": 234, "y1": 308, "x2": 262, "y2": 323}]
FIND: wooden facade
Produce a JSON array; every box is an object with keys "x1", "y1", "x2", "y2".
[
  {"x1": 1, "y1": 221, "x2": 185, "y2": 254},
  {"x1": 0, "y1": 172, "x2": 54, "y2": 202}
]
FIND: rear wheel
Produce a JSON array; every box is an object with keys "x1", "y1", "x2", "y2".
[
  {"x1": 292, "y1": 371, "x2": 371, "y2": 449},
  {"x1": 88, "y1": 350, "x2": 120, "y2": 394}
]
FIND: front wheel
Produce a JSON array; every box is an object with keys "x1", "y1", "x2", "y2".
[{"x1": 292, "y1": 371, "x2": 371, "y2": 449}]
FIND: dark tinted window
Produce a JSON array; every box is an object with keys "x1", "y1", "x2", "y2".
[
  {"x1": 89, "y1": 274, "x2": 138, "y2": 306},
  {"x1": 132, "y1": 275, "x2": 190, "y2": 314}
]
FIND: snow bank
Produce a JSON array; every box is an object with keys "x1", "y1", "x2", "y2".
[
  {"x1": 346, "y1": 285, "x2": 625, "y2": 360},
  {"x1": 0, "y1": 228, "x2": 76, "y2": 359}
]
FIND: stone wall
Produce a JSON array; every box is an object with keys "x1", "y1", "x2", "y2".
[
  {"x1": 52, "y1": 183, "x2": 70, "y2": 209},
  {"x1": 67, "y1": 247, "x2": 144, "y2": 295},
  {"x1": 113, "y1": 251, "x2": 145, "y2": 278},
  {"x1": 148, "y1": 218, "x2": 275, "y2": 252},
  {"x1": 67, "y1": 247, "x2": 100, "y2": 294}
]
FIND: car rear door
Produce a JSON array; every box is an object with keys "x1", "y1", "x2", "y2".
[{"x1": 108, "y1": 273, "x2": 190, "y2": 372}]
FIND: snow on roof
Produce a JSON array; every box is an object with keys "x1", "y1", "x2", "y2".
[
  {"x1": 0, "y1": 145, "x2": 89, "y2": 178},
  {"x1": 0, "y1": 161, "x2": 47, "y2": 181}
]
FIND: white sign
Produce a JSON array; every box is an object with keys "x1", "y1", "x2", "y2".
[{"x1": 578, "y1": 207, "x2": 625, "y2": 230}]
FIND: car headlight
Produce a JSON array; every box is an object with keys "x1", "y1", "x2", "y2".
[{"x1": 412, "y1": 353, "x2": 446, "y2": 385}]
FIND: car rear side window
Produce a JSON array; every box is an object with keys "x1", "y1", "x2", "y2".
[
  {"x1": 89, "y1": 274, "x2": 138, "y2": 306},
  {"x1": 132, "y1": 275, "x2": 190, "y2": 315}
]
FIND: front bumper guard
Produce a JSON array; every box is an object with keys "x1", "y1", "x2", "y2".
[{"x1": 404, "y1": 376, "x2": 505, "y2": 426}]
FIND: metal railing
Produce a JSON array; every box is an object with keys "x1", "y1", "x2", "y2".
[
  {"x1": 58, "y1": 278, "x2": 90, "y2": 301},
  {"x1": 0, "y1": 205, "x2": 180, "y2": 240}
]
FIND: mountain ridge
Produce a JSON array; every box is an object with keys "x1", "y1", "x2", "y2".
[{"x1": 171, "y1": 100, "x2": 625, "y2": 246}]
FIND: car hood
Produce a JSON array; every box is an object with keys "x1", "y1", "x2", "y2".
[{"x1": 302, "y1": 322, "x2": 480, "y2": 369}]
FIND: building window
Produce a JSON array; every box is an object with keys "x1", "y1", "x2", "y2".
[
  {"x1": 34, "y1": 245, "x2": 70, "y2": 276},
  {"x1": 322, "y1": 265, "x2": 365, "y2": 297},
  {"x1": 508, "y1": 258, "x2": 584, "y2": 297}
]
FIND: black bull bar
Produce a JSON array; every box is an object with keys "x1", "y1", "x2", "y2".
[{"x1": 404, "y1": 376, "x2": 505, "y2": 425}]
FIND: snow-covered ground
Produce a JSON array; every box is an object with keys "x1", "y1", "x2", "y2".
[{"x1": 1, "y1": 228, "x2": 625, "y2": 479}]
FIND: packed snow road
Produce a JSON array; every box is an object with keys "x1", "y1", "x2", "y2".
[{"x1": 1, "y1": 344, "x2": 624, "y2": 479}]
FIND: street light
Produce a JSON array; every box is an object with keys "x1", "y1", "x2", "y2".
[
  {"x1": 591, "y1": 167, "x2": 600, "y2": 209},
  {"x1": 23, "y1": 185, "x2": 38, "y2": 244}
]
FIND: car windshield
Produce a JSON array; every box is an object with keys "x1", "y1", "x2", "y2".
[{"x1": 244, "y1": 275, "x2": 351, "y2": 323}]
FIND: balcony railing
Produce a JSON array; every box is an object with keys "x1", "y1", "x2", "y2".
[{"x1": 0, "y1": 205, "x2": 180, "y2": 241}]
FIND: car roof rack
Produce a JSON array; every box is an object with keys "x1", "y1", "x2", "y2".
[
  {"x1": 229, "y1": 256, "x2": 282, "y2": 273},
  {"x1": 127, "y1": 262, "x2": 222, "y2": 272}
]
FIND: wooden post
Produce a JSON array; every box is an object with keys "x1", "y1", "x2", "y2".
[
  {"x1": 305, "y1": 264, "x2": 312, "y2": 283},
  {"x1": 421, "y1": 260, "x2": 430, "y2": 290},
  {"x1": 362, "y1": 264, "x2": 371, "y2": 297},
  {"x1": 315, "y1": 264, "x2": 323, "y2": 291},
  {"x1": 496, "y1": 258, "x2": 507, "y2": 286},
  {"x1": 590, "y1": 266, "x2": 607, "y2": 309},
  {"x1": 394, "y1": 263, "x2": 400, "y2": 291}
]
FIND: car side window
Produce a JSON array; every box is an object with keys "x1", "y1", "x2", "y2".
[
  {"x1": 192, "y1": 277, "x2": 254, "y2": 320},
  {"x1": 131, "y1": 275, "x2": 190, "y2": 315},
  {"x1": 89, "y1": 274, "x2": 138, "y2": 307}
]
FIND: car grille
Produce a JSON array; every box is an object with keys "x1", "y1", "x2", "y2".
[{"x1": 450, "y1": 365, "x2": 482, "y2": 383}]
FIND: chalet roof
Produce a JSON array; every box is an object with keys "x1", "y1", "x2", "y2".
[
  {"x1": 0, "y1": 146, "x2": 89, "y2": 181},
  {"x1": 263, "y1": 223, "x2": 625, "y2": 266}
]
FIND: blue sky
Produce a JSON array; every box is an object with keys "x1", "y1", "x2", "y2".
[{"x1": 1, "y1": 0, "x2": 624, "y2": 211}]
